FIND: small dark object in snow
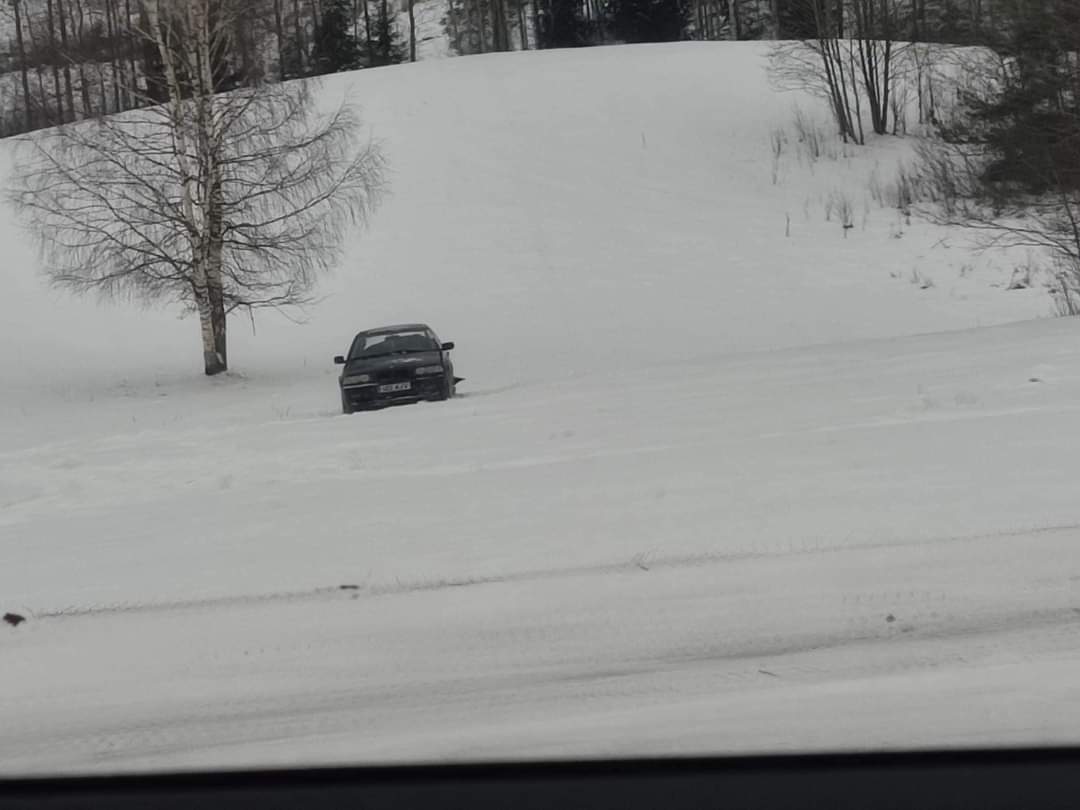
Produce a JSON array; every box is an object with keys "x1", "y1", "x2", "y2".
[
  {"x1": 758, "y1": 669, "x2": 778, "y2": 678},
  {"x1": 1030, "y1": 377, "x2": 1042, "y2": 383},
  {"x1": 339, "y1": 584, "x2": 359, "y2": 591},
  {"x1": 885, "y1": 614, "x2": 896, "y2": 623},
  {"x1": 3, "y1": 612, "x2": 26, "y2": 627}
]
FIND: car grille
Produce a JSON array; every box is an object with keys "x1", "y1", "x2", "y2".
[
  {"x1": 375, "y1": 369, "x2": 413, "y2": 384},
  {"x1": 344, "y1": 374, "x2": 445, "y2": 408}
]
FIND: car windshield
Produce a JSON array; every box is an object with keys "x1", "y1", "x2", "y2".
[{"x1": 350, "y1": 330, "x2": 437, "y2": 358}]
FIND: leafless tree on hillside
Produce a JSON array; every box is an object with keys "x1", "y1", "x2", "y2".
[
  {"x1": 8, "y1": 0, "x2": 386, "y2": 375},
  {"x1": 770, "y1": 0, "x2": 909, "y2": 144}
]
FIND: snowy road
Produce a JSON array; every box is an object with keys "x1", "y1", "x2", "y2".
[{"x1": 5, "y1": 524, "x2": 1080, "y2": 773}]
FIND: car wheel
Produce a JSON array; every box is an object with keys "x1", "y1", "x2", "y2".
[{"x1": 341, "y1": 392, "x2": 354, "y2": 415}]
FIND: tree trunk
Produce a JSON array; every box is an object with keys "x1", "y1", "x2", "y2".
[
  {"x1": 381, "y1": 0, "x2": 390, "y2": 61},
  {"x1": 531, "y1": 0, "x2": 541, "y2": 48},
  {"x1": 35, "y1": 65, "x2": 49, "y2": 124},
  {"x1": 274, "y1": 0, "x2": 286, "y2": 78},
  {"x1": 98, "y1": 64, "x2": 108, "y2": 115},
  {"x1": 727, "y1": 0, "x2": 739, "y2": 39},
  {"x1": 205, "y1": 170, "x2": 228, "y2": 375},
  {"x1": 847, "y1": 40, "x2": 865, "y2": 143},
  {"x1": 195, "y1": 0, "x2": 227, "y2": 375},
  {"x1": 518, "y1": 0, "x2": 527, "y2": 48},
  {"x1": 125, "y1": 0, "x2": 138, "y2": 105},
  {"x1": 494, "y1": 0, "x2": 508, "y2": 50},
  {"x1": 408, "y1": 0, "x2": 417, "y2": 60},
  {"x1": 238, "y1": 14, "x2": 257, "y2": 86},
  {"x1": 477, "y1": 0, "x2": 489, "y2": 52},
  {"x1": 56, "y1": 0, "x2": 77, "y2": 120},
  {"x1": 24, "y1": 13, "x2": 50, "y2": 123},
  {"x1": 105, "y1": 0, "x2": 122, "y2": 112},
  {"x1": 194, "y1": 281, "x2": 227, "y2": 376},
  {"x1": 46, "y1": 0, "x2": 64, "y2": 124},
  {"x1": 853, "y1": 0, "x2": 892, "y2": 136},
  {"x1": 12, "y1": 0, "x2": 33, "y2": 131},
  {"x1": 969, "y1": 0, "x2": 982, "y2": 42},
  {"x1": 293, "y1": 0, "x2": 306, "y2": 74},
  {"x1": 74, "y1": 0, "x2": 93, "y2": 117},
  {"x1": 447, "y1": 0, "x2": 460, "y2": 51},
  {"x1": 465, "y1": 0, "x2": 478, "y2": 53},
  {"x1": 363, "y1": 0, "x2": 372, "y2": 59},
  {"x1": 145, "y1": 0, "x2": 228, "y2": 375},
  {"x1": 309, "y1": 0, "x2": 321, "y2": 53}
]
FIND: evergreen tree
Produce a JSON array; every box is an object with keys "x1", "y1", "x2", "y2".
[
  {"x1": 538, "y1": 0, "x2": 591, "y2": 47},
  {"x1": 311, "y1": 0, "x2": 364, "y2": 74},
  {"x1": 957, "y1": 0, "x2": 1080, "y2": 196},
  {"x1": 364, "y1": 0, "x2": 407, "y2": 65},
  {"x1": 774, "y1": 0, "x2": 815, "y2": 39},
  {"x1": 607, "y1": 0, "x2": 688, "y2": 43}
]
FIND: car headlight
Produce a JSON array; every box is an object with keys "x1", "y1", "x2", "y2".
[
  {"x1": 342, "y1": 374, "x2": 371, "y2": 385},
  {"x1": 415, "y1": 365, "x2": 443, "y2": 376}
]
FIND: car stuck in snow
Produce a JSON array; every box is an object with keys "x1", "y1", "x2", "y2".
[{"x1": 334, "y1": 324, "x2": 460, "y2": 413}]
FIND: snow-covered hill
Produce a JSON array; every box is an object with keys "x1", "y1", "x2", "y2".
[{"x1": 3, "y1": 43, "x2": 1080, "y2": 774}]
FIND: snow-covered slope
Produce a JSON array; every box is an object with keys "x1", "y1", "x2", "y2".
[{"x1": 3, "y1": 43, "x2": 1079, "y2": 774}]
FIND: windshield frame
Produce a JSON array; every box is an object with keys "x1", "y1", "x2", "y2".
[{"x1": 347, "y1": 328, "x2": 439, "y2": 360}]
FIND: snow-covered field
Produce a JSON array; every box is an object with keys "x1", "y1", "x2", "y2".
[{"x1": 3, "y1": 42, "x2": 1080, "y2": 775}]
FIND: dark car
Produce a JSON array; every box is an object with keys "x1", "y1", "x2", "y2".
[{"x1": 334, "y1": 324, "x2": 460, "y2": 413}]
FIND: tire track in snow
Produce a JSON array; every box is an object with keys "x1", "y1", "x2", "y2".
[
  {"x1": 28, "y1": 520, "x2": 1080, "y2": 621},
  {"x1": 7, "y1": 604, "x2": 1080, "y2": 775}
]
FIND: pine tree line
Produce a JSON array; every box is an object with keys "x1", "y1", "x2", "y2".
[
  {"x1": 0, "y1": 0, "x2": 1042, "y2": 138},
  {"x1": 0, "y1": 0, "x2": 408, "y2": 137},
  {"x1": 441, "y1": 0, "x2": 1015, "y2": 55}
]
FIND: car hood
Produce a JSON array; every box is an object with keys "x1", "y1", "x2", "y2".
[{"x1": 342, "y1": 351, "x2": 442, "y2": 375}]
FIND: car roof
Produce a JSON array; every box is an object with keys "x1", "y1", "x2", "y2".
[{"x1": 358, "y1": 323, "x2": 432, "y2": 336}]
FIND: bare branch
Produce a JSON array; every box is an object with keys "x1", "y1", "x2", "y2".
[{"x1": 6, "y1": 0, "x2": 387, "y2": 376}]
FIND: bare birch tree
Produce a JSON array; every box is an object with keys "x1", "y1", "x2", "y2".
[{"x1": 7, "y1": 0, "x2": 386, "y2": 376}]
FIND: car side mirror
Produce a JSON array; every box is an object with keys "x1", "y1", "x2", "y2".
[
  {"x1": 333, "y1": 355, "x2": 346, "y2": 365},
  {"x1": 441, "y1": 342, "x2": 455, "y2": 351}
]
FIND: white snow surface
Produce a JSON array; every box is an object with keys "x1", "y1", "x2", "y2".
[{"x1": 3, "y1": 42, "x2": 1080, "y2": 775}]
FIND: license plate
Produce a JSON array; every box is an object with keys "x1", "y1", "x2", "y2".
[{"x1": 378, "y1": 381, "x2": 412, "y2": 393}]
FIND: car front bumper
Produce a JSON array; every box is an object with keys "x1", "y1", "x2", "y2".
[{"x1": 342, "y1": 376, "x2": 446, "y2": 409}]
